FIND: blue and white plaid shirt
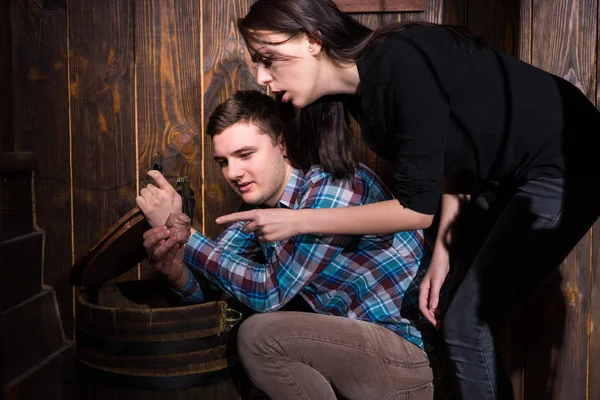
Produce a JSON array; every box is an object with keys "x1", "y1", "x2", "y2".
[{"x1": 179, "y1": 164, "x2": 434, "y2": 350}]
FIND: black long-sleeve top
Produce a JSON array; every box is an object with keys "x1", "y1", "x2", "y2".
[{"x1": 347, "y1": 24, "x2": 600, "y2": 215}]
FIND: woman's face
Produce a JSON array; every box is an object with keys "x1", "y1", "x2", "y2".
[{"x1": 247, "y1": 31, "x2": 324, "y2": 108}]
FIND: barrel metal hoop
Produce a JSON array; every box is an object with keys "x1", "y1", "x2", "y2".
[
  {"x1": 76, "y1": 359, "x2": 234, "y2": 390},
  {"x1": 76, "y1": 328, "x2": 233, "y2": 355}
]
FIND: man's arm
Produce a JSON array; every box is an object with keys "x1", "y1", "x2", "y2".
[
  {"x1": 172, "y1": 220, "x2": 264, "y2": 303},
  {"x1": 137, "y1": 170, "x2": 265, "y2": 302},
  {"x1": 185, "y1": 176, "x2": 358, "y2": 312}
]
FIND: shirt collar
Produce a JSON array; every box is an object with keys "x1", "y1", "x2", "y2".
[{"x1": 276, "y1": 168, "x2": 305, "y2": 209}]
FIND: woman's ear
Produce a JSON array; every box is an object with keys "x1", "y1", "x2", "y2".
[{"x1": 307, "y1": 34, "x2": 322, "y2": 56}]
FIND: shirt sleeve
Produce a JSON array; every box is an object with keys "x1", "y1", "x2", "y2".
[
  {"x1": 171, "y1": 221, "x2": 264, "y2": 304},
  {"x1": 169, "y1": 266, "x2": 205, "y2": 305},
  {"x1": 183, "y1": 176, "x2": 358, "y2": 312},
  {"x1": 385, "y1": 34, "x2": 450, "y2": 215}
]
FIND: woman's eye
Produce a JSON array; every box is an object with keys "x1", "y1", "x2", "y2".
[
  {"x1": 218, "y1": 161, "x2": 228, "y2": 168},
  {"x1": 252, "y1": 55, "x2": 273, "y2": 68}
]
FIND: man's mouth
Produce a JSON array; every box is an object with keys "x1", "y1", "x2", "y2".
[{"x1": 236, "y1": 182, "x2": 254, "y2": 193}]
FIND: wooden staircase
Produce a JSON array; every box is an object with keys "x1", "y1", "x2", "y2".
[{"x1": 0, "y1": 152, "x2": 74, "y2": 400}]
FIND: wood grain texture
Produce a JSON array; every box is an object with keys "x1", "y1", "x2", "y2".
[
  {"x1": 135, "y1": 0, "x2": 203, "y2": 231},
  {"x1": 202, "y1": 0, "x2": 261, "y2": 239},
  {"x1": 11, "y1": 0, "x2": 74, "y2": 336},
  {"x1": 397, "y1": 0, "x2": 462, "y2": 23},
  {"x1": 0, "y1": 289, "x2": 67, "y2": 383},
  {"x1": 3, "y1": 344, "x2": 75, "y2": 400},
  {"x1": 467, "y1": 0, "x2": 530, "y2": 57},
  {"x1": 0, "y1": 0, "x2": 13, "y2": 154},
  {"x1": 0, "y1": 233, "x2": 43, "y2": 313},
  {"x1": 135, "y1": 0, "x2": 203, "y2": 280},
  {"x1": 590, "y1": 220, "x2": 600, "y2": 400},
  {"x1": 334, "y1": 0, "x2": 425, "y2": 13},
  {"x1": 592, "y1": 20, "x2": 600, "y2": 397},
  {"x1": 69, "y1": 1, "x2": 136, "y2": 259},
  {"x1": 525, "y1": 1, "x2": 597, "y2": 398}
]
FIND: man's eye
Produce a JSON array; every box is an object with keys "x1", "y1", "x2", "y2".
[{"x1": 240, "y1": 153, "x2": 252, "y2": 159}]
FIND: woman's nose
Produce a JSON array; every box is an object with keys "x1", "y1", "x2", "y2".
[{"x1": 256, "y1": 65, "x2": 272, "y2": 86}]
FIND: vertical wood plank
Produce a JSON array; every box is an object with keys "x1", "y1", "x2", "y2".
[
  {"x1": 467, "y1": 0, "x2": 530, "y2": 58},
  {"x1": 399, "y1": 0, "x2": 464, "y2": 24},
  {"x1": 524, "y1": 2, "x2": 597, "y2": 399},
  {"x1": 11, "y1": 0, "x2": 73, "y2": 336},
  {"x1": 135, "y1": 0, "x2": 204, "y2": 278},
  {"x1": 135, "y1": 0, "x2": 203, "y2": 225},
  {"x1": 590, "y1": 14, "x2": 600, "y2": 396},
  {"x1": 202, "y1": 0, "x2": 260, "y2": 239},
  {"x1": 69, "y1": 1, "x2": 136, "y2": 262},
  {"x1": 591, "y1": 218, "x2": 600, "y2": 400},
  {"x1": 1, "y1": 0, "x2": 13, "y2": 154}
]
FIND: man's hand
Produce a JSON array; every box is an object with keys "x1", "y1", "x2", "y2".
[
  {"x1": 143, "y1": 226, "x2": 187, "y2": 288},
  {"x1": 418, "y1": 261, "x2": 449, "y2": 328},
  {"x1": 136, "y1": 170, "x2": 183, "y2": 227},
  {"x1": 215, "y1": 208, "x2": 302, "y2": 242}
]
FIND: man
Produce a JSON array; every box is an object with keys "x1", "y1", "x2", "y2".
[{"x1": 137, "y1": 91, "x2": 445, "y2": 400}]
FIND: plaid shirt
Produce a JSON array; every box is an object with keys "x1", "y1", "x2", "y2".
[{"x1": 179, "y1": 165, "x2": 434, "y2": 350}]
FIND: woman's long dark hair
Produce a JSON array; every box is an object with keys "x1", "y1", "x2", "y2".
[{"x1": 238, "y1": 0, "x2": 479, "y2": 178}]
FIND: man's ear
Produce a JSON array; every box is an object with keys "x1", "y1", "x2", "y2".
[{"x1": 277, "y1": 134, "x2": 287, "y2": 157}]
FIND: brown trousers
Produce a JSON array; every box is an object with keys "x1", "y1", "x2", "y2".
[{"x1": 237, "y1": 311, "x2": 448, "y2": 400}]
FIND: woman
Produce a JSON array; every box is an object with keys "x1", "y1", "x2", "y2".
[{"x1": 218, "y1": 0, "x2": 600, "y2": 398}]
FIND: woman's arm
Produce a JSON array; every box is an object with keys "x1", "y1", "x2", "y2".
[
  {"x1": 216, "y1": 199, "x2": 433, "y2": 241},
  {"x1": 419, "y1": 188, "x2": 470, "y2": 327},
  {"x1": 297, "y1": 199, "x2": 433, "y2": 235}
]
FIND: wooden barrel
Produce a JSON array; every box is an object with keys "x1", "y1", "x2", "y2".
[{"x1": 75, "y1": 280, "x2": 244, "y2": 399}]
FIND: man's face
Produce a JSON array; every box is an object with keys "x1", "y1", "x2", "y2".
[{"x1": 212, "y1": 123, "x2": 291, "y2": 207}]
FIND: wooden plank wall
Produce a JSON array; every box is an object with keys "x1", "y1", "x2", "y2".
[
  {"x1": 3, "y1": 0, "x2": 599, "y2": 398},
  {"x1": 0, "y1": 0, "x2": 13, "y2": 155},
  {"x1": 10, "y1": 0, "x2": 74, "y2": 336}
]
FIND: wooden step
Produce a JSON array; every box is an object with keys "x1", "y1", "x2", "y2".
[
  {"x1": 0, "y1": 288, "x2": 68, "y2": 383},
  {"x1": 0, "y1": 152, "x2": 36, "y2": 242},
  {"x1": 0, "y1": 232, "x2": 43, "y2": 313},
  {"x1": 3, "y1": 343, "x2": 75, "y2": 400}
]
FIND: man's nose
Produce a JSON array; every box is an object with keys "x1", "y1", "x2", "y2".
[{"x1": 227, "y1": 160, "x2": 243, "y2": 182}]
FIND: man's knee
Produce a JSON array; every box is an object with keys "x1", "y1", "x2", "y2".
[{"x1": 237, "y1": 312, "x2": 286, "y2": 364}]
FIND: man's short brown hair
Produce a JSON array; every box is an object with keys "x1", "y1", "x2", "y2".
[{"x1": 206, "y1": 90, "x2": 282, "y2": 144}]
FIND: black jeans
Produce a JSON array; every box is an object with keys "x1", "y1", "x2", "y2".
[{"x1": 442, "y1": 175, "x2": 600, "y2": 400}]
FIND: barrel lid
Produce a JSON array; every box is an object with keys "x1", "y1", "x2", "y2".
[{"x1": 70, "y1": 207, "x2": 150, "y2": 287}]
